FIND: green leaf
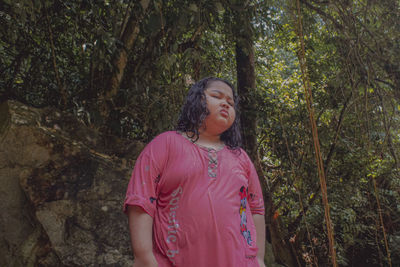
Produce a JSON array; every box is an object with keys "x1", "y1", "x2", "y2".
[
  {"x1": 188, "y1": 3, "x2": 198, "y2": 12},
  {"x1": 215, "y1": 2, "x2": 224, "y2": 13}
]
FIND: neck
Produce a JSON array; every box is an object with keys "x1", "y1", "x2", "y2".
[
  {"x1": 185, "y1": 130, "x2": 224, "y2": 150},
  {"x1": 198, "y1": 129, "x2": 221, "y2": 144}
]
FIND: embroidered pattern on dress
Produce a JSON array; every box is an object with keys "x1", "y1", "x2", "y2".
[
  {"x1": 207, "y1": 148, "x2": 218, "y2": 178},
  {"x1": 239, "y1": 186, "x2": 253, "y2": 245}
]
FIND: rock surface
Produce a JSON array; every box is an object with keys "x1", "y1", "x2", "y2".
[{"x1": 0, "y1": 101, "x2": 143, "y2": 266}]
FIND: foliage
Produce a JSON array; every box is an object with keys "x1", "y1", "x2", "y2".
[
  {"x1": 255, "y1": 0, "x2": 400, "y2": 266},
  {"x1": 1, "y1": 0, "x2": 399, "y2": 266}
]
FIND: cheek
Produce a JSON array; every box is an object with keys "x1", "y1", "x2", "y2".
[
  {"x1": 230, "y1": 109, "x2": 236, "y2": 123},
  {"x1": 205, "y1": 97, "x2": 217, "y2": 112}
]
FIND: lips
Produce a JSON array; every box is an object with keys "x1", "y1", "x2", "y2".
[{"x1": 220, "y1": 109, "x2": 229, "y2": 118}]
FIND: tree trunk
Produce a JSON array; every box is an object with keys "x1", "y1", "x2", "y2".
[
  {"x1": 233, "y1": 5, "x2": 298, "y2": 267},
  {"x1": 101, "y1": 1, "x2": 150, "y2": 116},
  {"x1": 106, "y1": 17, "x2": 139, "y2": 100}
]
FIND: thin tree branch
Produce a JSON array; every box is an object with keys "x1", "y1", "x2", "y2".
[
  {"x1": 44, "y1": 3, "x2": 67, "y2": 108},
  {"x1": 300, "y1": 0, "x2": 344, "y2": 30},
  {"x1": 324, "y1": 88, "x2": 353, "y2": 172}
]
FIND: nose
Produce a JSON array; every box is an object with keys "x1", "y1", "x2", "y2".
[{"x1": 221, "y1": 101, "x2": 229, "y2": 108}]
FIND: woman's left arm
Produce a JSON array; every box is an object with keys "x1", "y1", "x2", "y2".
[{"x1": 253, "y1": 214, "x2": 266, "y2": 267}]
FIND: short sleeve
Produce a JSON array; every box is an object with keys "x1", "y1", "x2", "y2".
[
  {"x1": 243, "y1": 151, "x2": 265, "y2": 215},
  {"x1": 123, "y1": 133, "x2": 169, "y2": 217}
]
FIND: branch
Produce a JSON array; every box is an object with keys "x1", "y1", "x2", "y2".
[
  {"x1": 324, "y1": 88, "x2": 353, "y2": 172},
  {"x1": 44, "y1": 5, "x2": 67, "y2": 108},
  {"x1": 300, "y1": 0, "x2": 344, "y2": 31},
  {"x1": 375, "y1": 78, "x2": 395, "y2": 89},
  {"x1": 376, "y1": 86, "x2": 399, "y2": 168},
  {"x1": 119, "y1": 2, "x2": 133, "y2": 39},
  {"x1": 287, "y1": 182, "x2": 320, "y2": 232},
  {"x1": 104, "y1": 2, "x2": 151, "y2": 104}
]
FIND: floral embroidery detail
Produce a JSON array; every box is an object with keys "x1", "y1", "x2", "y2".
[
  {"x1": 207, "y1": 148, "x2": 218, "y2": 178},
  {"x1": 239, "y1": 186, "x2": 252, "y2": 245}
]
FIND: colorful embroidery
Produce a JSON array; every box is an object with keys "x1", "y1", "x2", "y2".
[
  {"x1": 207, "y1": 148, "x2": 218, "y2": 178},
  {"x1": 239, "y1": 186, "x2": 252, "y2": 245}
]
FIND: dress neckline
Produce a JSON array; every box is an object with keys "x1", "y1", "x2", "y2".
[{"x1": 176, "y1": 131, "x2": 226, "y2": 152}]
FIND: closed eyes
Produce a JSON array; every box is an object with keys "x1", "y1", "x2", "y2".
[{"x1": 209, "y1": 93, "x2": 234, "y2": 106}]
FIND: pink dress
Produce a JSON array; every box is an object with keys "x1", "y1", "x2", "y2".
[{"x1": 124, "y1": 131, "x2": 265, "y2": 267}]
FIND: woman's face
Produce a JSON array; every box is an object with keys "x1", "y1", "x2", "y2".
[{"x1": 201, "y1": 81, "x2": 236, "y2": 135}]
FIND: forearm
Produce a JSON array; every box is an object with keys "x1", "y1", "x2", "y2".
[
  {"x1": 127, "y1": 205, "x2": 158, "y2": 266},
  {"x1": 253, "y1": 213, "x2": 266, "y2": 267}
]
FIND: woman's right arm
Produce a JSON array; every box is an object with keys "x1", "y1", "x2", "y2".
[{"x1": 127, "y1": 205, "x2": 158, "y2": 267}]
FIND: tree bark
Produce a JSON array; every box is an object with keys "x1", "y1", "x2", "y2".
[
  {"x1": 106, "y1": 17, "x2": 140, "y2": 100},
  {"x1": 102, "y1": 1, "x2": 150, "y2": 116},
  {"x1": 233, "y1": 5, "x2": 297, "y2": 267}
]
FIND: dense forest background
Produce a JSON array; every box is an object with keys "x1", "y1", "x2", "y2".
[{"x1": 1, "y1": 0, "x2": 399, "y2": 266}]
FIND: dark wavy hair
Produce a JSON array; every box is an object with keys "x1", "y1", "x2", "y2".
[{"x1": 176, "y1": 77, "x2": 242, "y2": 150}]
